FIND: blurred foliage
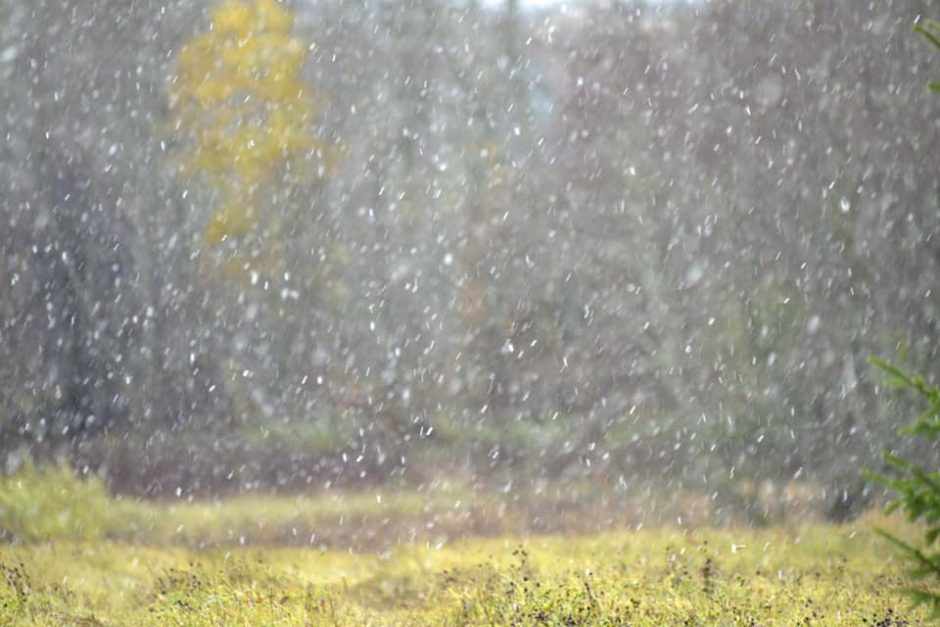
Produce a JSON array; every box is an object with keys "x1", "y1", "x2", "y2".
[
  {"x1": 169, "y1": 0, "x2": 334, "y2": 280},
  {"x1": 0, "y1": 515, "x2": 927, "y2": 625},
  {"x1": 866, "y1": 357, "x2": 940, "y2": 617},
  {"x1": 0, "y1": 462, "x2": 506, "y2": 547},
  {"x1": 0, "y1": 461, "x2": 139, "y2": 543},
  {"x1": 0, "y1": 462, "x2": 833, "y2": 551},
  {"x1": 238, "y1": 416, "x2": 360, "y2": 453},
  {"x1": 914, "y1": 19, "x2": 940, "y2": 91}
]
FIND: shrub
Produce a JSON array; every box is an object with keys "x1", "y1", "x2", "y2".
[{"x1": 0, "y1": 461, "x2": 122, "y2": 542}]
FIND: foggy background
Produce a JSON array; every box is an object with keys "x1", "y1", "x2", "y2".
[{"x1": 1, "y1": 0, "x2": 937, "y2": 524}]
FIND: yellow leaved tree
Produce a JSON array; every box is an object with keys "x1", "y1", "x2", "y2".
[{"x1": 168, "y1": 0, "x2": 331, "y2": 282}]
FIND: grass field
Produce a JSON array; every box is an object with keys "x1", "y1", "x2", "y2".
[{"x1": 0, "y1": 465, "x2": 929, "y2": 625}]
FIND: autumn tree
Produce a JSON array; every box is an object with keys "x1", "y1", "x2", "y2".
[
  {"x1": 168, "y1": 0, "x2": 330, "y2": 283},
  {"x1": 164, "y1": 0, "x2": 337, "y2": 429}
]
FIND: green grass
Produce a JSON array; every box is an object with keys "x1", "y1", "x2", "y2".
[
  {"x1": 0, "y1": 462, "x2": 514, "y2": 549},
  {"x1": 0, "y1": 464, "x2": 932, "y2": 625},
  {"x1": 0, "y1": 522, "x2": 927, "y2": 625}
]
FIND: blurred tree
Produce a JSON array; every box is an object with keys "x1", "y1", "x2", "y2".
[
  {"x1": 168, "y1": 0, "x2": 331, "y2": 283},
  {"x1": 162, "y1": 0, "x2": 342, "y2": 433},
  {"x1": 0, "y1": 0, "x2": 210, "y2": 455}
]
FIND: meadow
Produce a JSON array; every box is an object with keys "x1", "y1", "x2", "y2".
[{"x1": 0, "y1": 464, "x2": 927, "y2": 625}]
